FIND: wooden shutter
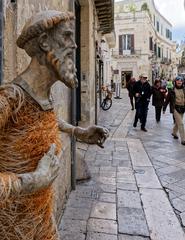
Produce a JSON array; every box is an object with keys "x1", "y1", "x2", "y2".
[
  {"x1": 119, "y1": 35, "x2": 123, "y2": 55},
  {"x1": 131, "y1": 34, "x2": 134, "y2": 54},
  {"x1": 149, "y1": 37, "x2": 153, "y2": 51}
]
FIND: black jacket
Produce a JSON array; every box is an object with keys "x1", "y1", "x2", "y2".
[
  {"x1": 151, "y1": 86, "x2": 166, "y2": 107},
  {"x1": 126, "y1": 80, "x2": 136, "y2": 97},
  {"x1": 133, "y1": 80, "x2": 151, "y2": 104}
]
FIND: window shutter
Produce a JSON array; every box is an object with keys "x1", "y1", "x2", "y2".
[
  {"x1": 131, "y1": 34, "x2": 134, "y2": 53},
  {"x1": 119, "y1": 35, "x2": 123, "y2": 55},
  {"x1": 149, "y1": 37, "x2": 153, "y2": 51}
]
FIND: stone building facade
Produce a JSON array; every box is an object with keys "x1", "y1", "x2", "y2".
[
  {"x1": 177, "y1": 43, "x2": 185, "y2": 77},
  {"x1": 112, "y1": 0, "x2": 177, "y2": 86},
  {"x1": 2, "y1": 0, "x2": 114, "y2": 223}
]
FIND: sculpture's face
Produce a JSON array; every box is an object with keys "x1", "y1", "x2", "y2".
[{"x1": 48, "y1": 20, "x2": 78, "y2": 88}]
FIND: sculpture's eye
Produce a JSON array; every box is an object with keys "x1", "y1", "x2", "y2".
[{"x1": 63, "y1": 30, "x2": 73, "y2": 40}]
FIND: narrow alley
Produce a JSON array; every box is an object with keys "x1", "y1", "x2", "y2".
[{"x1": 59, "y1": 89, "x2": 185, "y2": 240}]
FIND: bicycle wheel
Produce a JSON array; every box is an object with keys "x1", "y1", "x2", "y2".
[{"x1": 101, "y1": 98, "x2": 112, "y2": 111}]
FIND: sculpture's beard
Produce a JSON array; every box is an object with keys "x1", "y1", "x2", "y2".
[{"x1": 46, "y1": 50, "x2": 78, "y2": 89}]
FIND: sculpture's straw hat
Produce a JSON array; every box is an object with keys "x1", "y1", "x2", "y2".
[{"x1": 17, "y1": 10, "x2": 75, "y2": 49}]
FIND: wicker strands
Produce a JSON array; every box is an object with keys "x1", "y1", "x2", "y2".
[{"x1": 0, "y1": 84, "x2": 61, "y2": 240}]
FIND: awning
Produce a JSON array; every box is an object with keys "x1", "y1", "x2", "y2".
[{"x1": 94, "y1": 0, "x2": 114, "y2": 34}]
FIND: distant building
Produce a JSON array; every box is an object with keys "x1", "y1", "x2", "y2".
[
  {"x1": 176, "y1": 43, "x2": 185, "y2": 77},
  {"x1": 112, "y1": 0, "x2": 177, "y2": 87}
]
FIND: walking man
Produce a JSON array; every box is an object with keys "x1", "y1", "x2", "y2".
[
  {"x1": 126, "y1": 77, "x2": 136, "y2": 110},
  {"x1": 133, "y1": 73, "x2": 151, "y2": 132}
]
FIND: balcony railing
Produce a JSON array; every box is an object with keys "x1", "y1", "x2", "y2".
[
  {"x1": 160, "y1": 58, "x2": 171, "y2": 65},
  {"x1": 112, "y1": 49, "x2": 141, "y2": 57}
]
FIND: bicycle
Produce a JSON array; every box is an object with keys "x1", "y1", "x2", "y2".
[{"x1": 101, "y1": 86, "x2": 113, "y2": 111}]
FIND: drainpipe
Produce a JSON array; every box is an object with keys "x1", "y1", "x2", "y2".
[
  {"x1": 0, "y1": 0, "x2": 3, "y2": 85},
  {"x1": 69, "y1": 0, "x2": 76, "y2": 190},
  {"x1": 93, "y1": 8, "x2": 97, "y2": 124}
]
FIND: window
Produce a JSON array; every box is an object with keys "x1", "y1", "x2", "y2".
[
  {"x1": 149, "y1": 37, "x2": 153, "y2": 51},
  {"x1": 166, "y1": 29, "x2": 172, "y2": 40},
  {"x1": 161, "y1": 25, "x2": 163, "y2": 36},
  {"x1": 119, "y1": 34, "x2": 134, "y2": 54},
  {"x1": 170, "y1": 31, "x2": 172, "y2": 40},
  {"x1": 158, "y1": 47, "x2": 161, "y2": 58},
  {"x1": 166, "y1": 29, "x2": 169, "y2": 38},
  {"x1": 153, "y1": 15, "x2": 155, "y2": 26},
  {"x1": 154, "y1": 43, "x2": 157, "y2": 55},
  {"x1": 157, "y1": 21, "x2": 160, "y2": 32}
]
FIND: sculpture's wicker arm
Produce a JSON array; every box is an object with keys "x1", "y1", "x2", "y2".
[
  {"x1": 0, "y1": 172, "x2": 22, "y2": 201},
  {"x1": 0, "y1": 84, "x2": 24, "y2": 129}
]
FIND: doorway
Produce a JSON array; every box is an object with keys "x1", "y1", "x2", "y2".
[{"x1": 121, "y1": 71, "x2": 132, "y2": 88}]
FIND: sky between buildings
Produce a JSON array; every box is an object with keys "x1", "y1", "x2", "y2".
[{"x1": 115, "y1": 0, "x2": 185, "y2": 44}]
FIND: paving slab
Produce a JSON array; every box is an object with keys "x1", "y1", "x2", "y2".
[
  {"x1": 87, "y1": 218, "x2": 117, "y2": 234},
  {"x1": 117, "y1": 182, "x2": 138, "y2": 191},
  {"x1": 90, "y1": 202, "x2": 116, "y2": 220},
  {"x1": 86, "y1": 232, "x2": 117, "y2": 240},
  {"x1": 119, "y1": 235, "x2": 150, "y2": 240},
  {"x1": 66, "y1": 197, "x2": 93, "y2": 209},
  {"x1": 99, "y1": 192, "x2": 116, "y2": 203},
  {"x1": 112, "y1": 110, "x2": 134, "y2": 138},
  {"x1": 117, "y1": 190, "x2": 142, "y2": 208},
  {"x1": 140, "y1": 188, "x2": 185, "y2": 240},
  {"x1": 118, "y1": 207, "x2": 149, "y2": 236},
  {"x1": 180, "y1": 212, "x2": 185, "y2": 226},
  {"x1": 62, "y1": 207, "x2": 90, "y2": 221},
  {"x1": 59, "y1": 219, "x2": 86, "y2": 233},
  {"x1": 127, "y1": 139, "x2": 152, "y2": 167},
  {"x1": 97, "y1": 176, "x2": 116, "y2": 185},
  {"x1": 171, "y1": 197, "x2": 185, "y2": 212},
  {"x1": 98, "y1": 183, "x2": 116, "y2": 193},
  {"x1": 134, "y1": 167, "x2": 162, "y2": 189},
  {"x1": 59, "y1": 231, "x2": 86, "y2": 240}
]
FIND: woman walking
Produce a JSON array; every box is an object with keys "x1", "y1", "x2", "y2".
[
  {"x1": 163, "y1": 76, "x2": 185, "y2": 145},
  {"x1": 151, "y1": 79, "x2": 166, "y2": 122}
]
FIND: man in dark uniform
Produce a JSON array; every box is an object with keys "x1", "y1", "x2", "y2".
[{"x1": 133, "y1": 73, "x2": 151, "y2": 132}]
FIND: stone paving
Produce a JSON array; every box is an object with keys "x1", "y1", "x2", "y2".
[{"x1": 59, "y1": 89, "x2": 185, "y2": 240}]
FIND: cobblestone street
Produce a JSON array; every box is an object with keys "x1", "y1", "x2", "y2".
[{"x1": 59, "y1": 89, "x2": 185, "y2": 240}]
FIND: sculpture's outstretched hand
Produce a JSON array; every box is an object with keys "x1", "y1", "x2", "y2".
[
  {"x1": 20, "y1": 144, "x2": 60, "y2": 194},
  {"x1": 75, "y1": 125, "x2": 109, "y2": 148},
  {"x1": 35, "y1": 143, "x2": 60, "y2": 185}
]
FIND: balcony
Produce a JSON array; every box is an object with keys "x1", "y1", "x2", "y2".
[
  {"x1": 111, "y1": 49, "x2": 141, "y2": 58},
  {"x1": 161, "y1": 58, "x2": 171, "y2": 65}
]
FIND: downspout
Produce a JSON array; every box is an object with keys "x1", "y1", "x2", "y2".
[
  {"x1": 69, "y1": 0, "x2": 76, "y2": 190},
  {"x1": 0, "y1": 0, "x2": 3, "y2": 85},
  {"x1": 93, "y1": 7, "x2": 97, "y2": 124}
]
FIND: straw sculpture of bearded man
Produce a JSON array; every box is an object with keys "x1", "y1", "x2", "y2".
[{"x1": 0, "y1": 10, "x2": 109, "y2": 240}]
